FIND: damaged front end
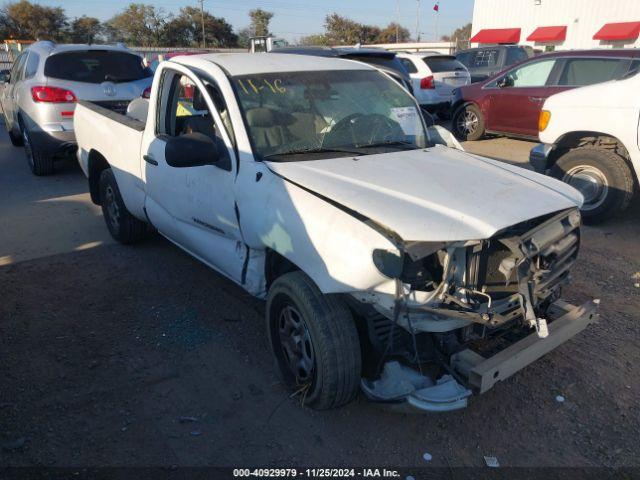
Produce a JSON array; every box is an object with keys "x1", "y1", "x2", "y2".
[{"x1": 354, "y1": 208, "x2": 599, "y2": 412}]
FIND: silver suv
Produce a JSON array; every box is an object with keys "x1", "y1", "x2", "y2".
[{"x1": 1, "y1": 41, "x2": 152, "y2": 175}]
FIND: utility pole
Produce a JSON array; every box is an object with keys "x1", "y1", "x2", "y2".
[
  {"x1": 415, "y1": 0, "x2": 421, "y2": 42},
  {"x1": 198, "y1": 0, "x2": 206, "y2": 48},
  {"x1": 395, "y1": 0, "x2": 400, "y2": 43}
]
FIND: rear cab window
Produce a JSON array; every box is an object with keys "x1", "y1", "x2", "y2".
[
  {"x1": 44, "y1": 50, "x2": 152, "y2": 83},
  {"x1": 422, "y1": 56, "x2": 466, "y2": 73}
]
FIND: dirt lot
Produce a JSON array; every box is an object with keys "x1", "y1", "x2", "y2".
[{"x1": 1, "y1": 130, "x2": 639, "y2": 470}]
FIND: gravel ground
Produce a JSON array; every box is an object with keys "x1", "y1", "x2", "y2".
[{"x1": 1, "y1": 131, "x2": 639, "y2": 470}]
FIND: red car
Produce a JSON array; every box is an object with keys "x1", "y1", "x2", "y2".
[{"x1": 451, "y1": 49, "x2": 640, "y2": 141}]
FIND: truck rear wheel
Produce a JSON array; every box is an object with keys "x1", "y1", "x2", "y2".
[
  {"x1": 99, "y1": 168, "x2": 147, "y2": 244},
  {"x1": 266, "y1": 271, "x2": 361, "y2": 410},
  {"x1": 551, "y1": 147, "x2": 634, "y2": 224}
]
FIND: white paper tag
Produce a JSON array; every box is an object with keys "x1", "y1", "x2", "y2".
[{"x1": 390, "y1": 106, "x2": 421, "y2": 136}]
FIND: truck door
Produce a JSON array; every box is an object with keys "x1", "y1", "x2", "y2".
[{"x1": 141, "y1": 66, "x2": 243, "y2": 280}]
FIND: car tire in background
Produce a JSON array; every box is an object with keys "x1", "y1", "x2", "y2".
[
  {"x1": 99, "y1": 168, "x2": 147, "y2": 244},
  {"x1": 551, "y1": 147, "x2": 634, "y2": 224},
  {"x1": 266, "y1": 271, "x2": 362, "y2": 410},
  {"x1": 6, "y1": 119, "x2": 24, "y2": 146},
  {"x1": 20, "y1": 121, "x2": 53, "y2": 176},
  {"x1": 452, "y1": 103, "x2": 485, "y2": 141}
]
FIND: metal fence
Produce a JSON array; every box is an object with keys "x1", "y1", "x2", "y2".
[{"x1": 0, "y1": 50, "x2": 12, "y2": 71}]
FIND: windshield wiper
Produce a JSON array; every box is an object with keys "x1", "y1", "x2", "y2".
[
  {"x1": 355, "y1": 140, "x2": 421, "y2": 150},
  {"x1": 264, "y1": 147, "x2": 363, "y2": 159}
]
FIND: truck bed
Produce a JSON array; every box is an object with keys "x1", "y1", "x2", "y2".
[{"x1": 74, "y1": 100, "x2": 147, "y2": 220}]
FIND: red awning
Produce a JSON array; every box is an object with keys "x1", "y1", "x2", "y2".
[
  {"x1": 527, "y1": 26, "x2": 567, "y2": 42},
  {"x1": 470, "y1": 28, "x2": 521, "y2": 44},
  {"x1": 593, "y1": 21, "x2": 640, "y2": 41}
]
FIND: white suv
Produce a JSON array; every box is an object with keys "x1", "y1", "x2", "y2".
[{"x1": 397, "y1": 52, "x2": 470, "y2": 118}]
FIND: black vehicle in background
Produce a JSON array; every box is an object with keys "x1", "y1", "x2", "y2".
[
  {"x1": 271, "y1": 46, "x2": 414, "y2": 93},
  {"x1": 455, "y1": 45, "x2": 534, "y2": 83}
]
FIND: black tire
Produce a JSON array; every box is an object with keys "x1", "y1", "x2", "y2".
[
  {"x1": 437, "y1": 106, "x2": 452, "y2": 121},
  {"x1": 266, "y1": 271, "x2": 361, "y2": 410},
  {"x1": 99, "y1": 168, "x2": 147, "y2": 244},
  {"x1": 452, "y1": 103, "x2": 485, "y2": 141},
  {"x1": 8, "y1": 128, "x2": 23, "y2": 146},
  {"x1": 551, "y1": 147, "x2": 634, "y2": 224},
  {"x1": 21, "y1": 123, "x2": 53, "y2": 176}
]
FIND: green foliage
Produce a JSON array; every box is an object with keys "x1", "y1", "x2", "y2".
[
  {"x1": 0, "y1": 0, "x2": 67, "y2": 42},
  {"x1": 164, "y1": 6, "x2": 237, "y2": 47},
  {"x1": 249, "y1": 8, "x2": 273, "y2": 37},
  {"x1": 67, "y1": 16, "x2": 102, "y2": 44},
  {"x1": 104, "y1": 3, "x2": 166, "y2": 47},
  {"x1": 298, "y1": 15, "x2": 411, "y2": 47}
]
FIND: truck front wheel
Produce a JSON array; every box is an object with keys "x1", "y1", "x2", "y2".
[
  {"x1": 99, "y1": 168, "x2": 147, "y2": 244},
  {"x1": 266, "y1": 271, "x2": 361, "y2": 410},
  {"x1": 551, "y1": 147, "x2": 634, "y2": 224}
]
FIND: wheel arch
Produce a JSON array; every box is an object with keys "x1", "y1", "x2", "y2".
[
  {"x1": 549, "y1": 131, "x2": 634, "y2": 175},
  {"x1": 87, "y1": 150, "x2": 110, "y2": 205}
]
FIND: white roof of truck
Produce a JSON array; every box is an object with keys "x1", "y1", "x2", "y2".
[{"x1": 171, "y1": 53, "x2": 373, "y2": 76}]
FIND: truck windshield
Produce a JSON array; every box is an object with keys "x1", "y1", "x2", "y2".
[
  {"x1": 232, "y1": 70, "x2": 428, "y2": 161},
  {"x1": 45, "y1": 50, "x2": 152, "y2": 84}
]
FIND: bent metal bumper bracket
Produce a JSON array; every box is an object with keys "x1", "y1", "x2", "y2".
[{"x1": 451, "y1": 299, "x2": 600, "y2": 394}]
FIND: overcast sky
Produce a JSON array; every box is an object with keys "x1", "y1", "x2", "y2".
[{"x1": 40, "y1": 0, "x2": 474, "y2": 42}]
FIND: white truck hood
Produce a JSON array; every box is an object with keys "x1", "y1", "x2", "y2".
[{"x1": 267, "y1": 146, "x2": 582, "y2": 242}]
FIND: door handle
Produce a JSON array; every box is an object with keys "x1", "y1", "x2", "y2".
[
  {"x1": 529, "y1": 96, "x2": 544, "y2": 103},
  {"x1": 143, "y1": 154, "x2": 158, "y2": 166}
]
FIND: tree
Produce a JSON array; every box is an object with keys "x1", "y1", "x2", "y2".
[
  {"x1": 324, "y1": 13, "x2": 380, "y2": 45},
  {"x1": 249, "y1": 8, "x2": 272, "y2": 37},
  {"x1": 105, "y1": 3, "x2": 166, "y2": 47},
  {"x1": 298, "y1": 34, "x2": 330, "y2": 46},
  {"x1": 164, "y1": 6, "x2": 237, "y2": 47},
  {"x1": 67, "y1": 16, "x2": 102, "y2": 44},
  {"x1": 376, "y1": 22, "x2": 411, "y2": 44},
  {"x1": 449, "y1": 23, "x2": 472, "y2": 42},
  {"x1": 0, "y1": 0, "x2": 67, "y2": 41},
  {"x1": 236, "y1": 27, "x2": 252, "y2": 48}
]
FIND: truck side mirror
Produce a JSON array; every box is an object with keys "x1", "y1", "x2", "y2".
[{"x1": 165, "y1": 133, "x2": 219, "y2": 168}]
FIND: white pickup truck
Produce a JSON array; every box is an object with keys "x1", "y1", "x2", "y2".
[
  {"x1": 74, "y1": 53, "x2": 598, "y2": 413},
  {"x1": 530, "y1": 70, "x2": 640, "y2": 223}
]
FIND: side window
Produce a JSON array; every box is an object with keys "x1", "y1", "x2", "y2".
[
  {"x1": 10, "y1": 53, "x2": 28, "y2": 83},
  {"x1": 24, "y1": 52, "x2": 39, "y2": 79},
  {"x1": 400, "y1": 58, "x2": 418, "y2": 74},
  {"x1": 159, "y1": 71, "x2": 231, "y2": 171},
  {"x1": 557, "y1": 58, "x2": 625, "y2": 86},
  {"x1": 508, "y1": 59, "x2": 556, "y2": 87}
]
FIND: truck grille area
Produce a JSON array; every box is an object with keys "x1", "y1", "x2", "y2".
[{"x1": 467, "y1": 209, "x2": 581, "y2": 306}]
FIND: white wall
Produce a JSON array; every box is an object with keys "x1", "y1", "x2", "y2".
[{"x1": 472, "y1": 0, "x2": 640, "y2": 49}]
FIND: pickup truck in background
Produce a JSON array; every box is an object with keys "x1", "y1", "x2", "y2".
[
  {"x1": 530, "y1": 71, "x2": 640, "y2": 223},
  {"x1": 74, "y1": 53, "x2": 598, "y2": 413}
]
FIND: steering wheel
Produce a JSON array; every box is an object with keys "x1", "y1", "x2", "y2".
[{"x1": 322, "y1": 113, "x2": 404, "y2": 148}]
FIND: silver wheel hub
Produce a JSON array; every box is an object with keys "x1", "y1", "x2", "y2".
[
  {"x1": 105, "y1": 185, "x2": 120, "y2": 229},
  {"x1": 278, "y1": 305, "x2": 315, "y2": 385},
  {"x1": 563, "y1": 165, "x2": 609, "y2": 211},
  {"x1": 457, "y1": 110, "x2": 478, "y2": 135}
]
